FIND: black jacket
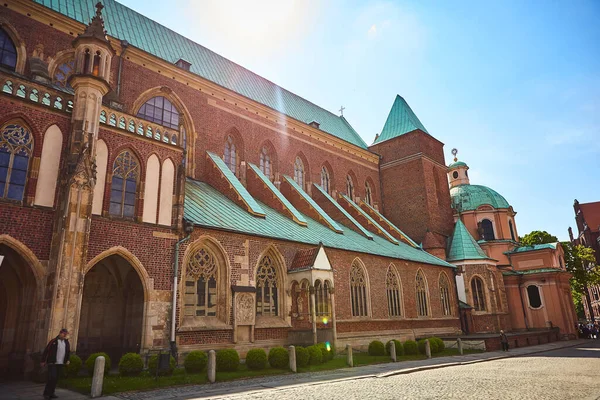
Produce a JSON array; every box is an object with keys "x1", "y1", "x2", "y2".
[{"x1": 42, "y1": 337, "x2": 70, "y2": 364}]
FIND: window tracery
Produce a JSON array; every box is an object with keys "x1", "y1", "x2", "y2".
[
  {"x1": 350, "y1": 261, "x2": 368, "y2": 317},
  {"x1": 53, "y1": 58, "x2": 75, "y2": 89},
  {"x1": 0, "y1": 123, "x2": 33, "y2": 201},
  {"x1": 259, "y1": 146, "x2": 271, "y2": 179},
  {"x1": 294, "y1": 157, "x2": 305, "y2": 189},
  {"x1": 184, "y1": 248, "x2": 218, "y2": 317},
  {"x1": 136, "y1": 96, "x2": 180, "y2": 129},
  {"x1": 439, "y1": 273, "x2": 452, "y2": 316},
  {"x1": 416, "y1": 270, "x2": 429, "y2": 317},
  {"x1": 386, "y1": 267, "x2": 402, "y2": 317},
  {"x1": 471, "y1": 276, "x2": 486, "y2": 311},
  {"x1": 0, "y1": 28, "x2": 17, "y2": 71},
  {"x1": 346, "y1": 175, "x2": 354, "y2": 200},
  {"x1": 109, "y1": 150, "x2": 139, "y2": 218},
  {"x1": 224, "y1": 136, "x2": 236, "y2": 174},
  {"x1": 320, "y1": 166, "x2": 330, "y2": 193},
  {"x1": 256, "y1": 255, "x2": 278, "y2": 316}
]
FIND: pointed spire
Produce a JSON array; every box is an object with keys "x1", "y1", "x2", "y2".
[
  {"x1": 447, "y1": 219, "x2": 489, "y2": 262},
  {"x1": 373, "y1": 95, "x2": 429, "y2": 144},
  {"x1": 78, "y1": 2, "x2": 110, "y2": 42}
]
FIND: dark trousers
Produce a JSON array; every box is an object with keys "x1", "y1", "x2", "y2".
[
  {"x1": 501, "y1": 342, "x2": 509, "y2": 351},
  {"x1": 43, "y1": 364, "x2": 63, "y2": 396}
]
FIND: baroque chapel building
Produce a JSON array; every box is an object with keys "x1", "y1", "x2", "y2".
[{"x1": 0, "y1": 0, "x2": 577, "y2": 376}]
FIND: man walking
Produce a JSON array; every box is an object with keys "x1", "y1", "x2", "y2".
[
  {"x1": 41, "y1": 329, "x2": 71, "y2": 399},
  {"x1": 500, "y1": 330, "x2": 509, "y2": 352}
]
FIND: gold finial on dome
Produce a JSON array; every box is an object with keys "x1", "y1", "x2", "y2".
[{"x1": 451, "y1": 148, "x2": 458, "y2": 162}]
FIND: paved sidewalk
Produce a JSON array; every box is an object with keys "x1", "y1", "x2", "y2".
[
  {"x1": 116, "y1": 339, "x2": 588, "y2": 400},
  {"x1": 0, "y1": 381, "x2": 121, "y2": 400}
]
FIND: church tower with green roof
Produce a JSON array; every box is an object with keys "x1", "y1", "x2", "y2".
[{"x1": 369, "y1": 95, "x2": 454, "y2": 254}]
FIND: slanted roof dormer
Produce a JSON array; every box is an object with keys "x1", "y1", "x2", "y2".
[{"x1": 175, "y1": 58, "x2": 192, "y2": 71}]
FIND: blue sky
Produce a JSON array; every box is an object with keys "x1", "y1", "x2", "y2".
[{"x1": 121, "y1": 0, "x2": 600, "y2": 240}]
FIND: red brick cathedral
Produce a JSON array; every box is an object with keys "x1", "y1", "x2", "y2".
[{"x1": 0, "y1": 0, "x2": 577, "y2": 375}]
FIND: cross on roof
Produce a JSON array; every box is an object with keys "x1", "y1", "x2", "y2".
[{"x1": 339, "y1": 106, "x2": 345, "y2": 116}]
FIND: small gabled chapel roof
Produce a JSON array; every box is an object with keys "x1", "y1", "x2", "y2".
[
  {"x1": 447, "y1": 219, "x2": 490, "y2": 262},
  {"x1": 373, "y1": 95, "x2": 429, "y2": 144}
]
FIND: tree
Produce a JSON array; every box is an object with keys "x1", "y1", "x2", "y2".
[
  {"x1": 519, "y1": 230, "x2": 558, "y2": 246},
  {"x1": 562, "y1": 242, "x2": 599, "y2": 321}
]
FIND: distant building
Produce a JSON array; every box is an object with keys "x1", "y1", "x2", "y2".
[{"x1": 569, "y1": 200, "x2": 600, "y2": 320}]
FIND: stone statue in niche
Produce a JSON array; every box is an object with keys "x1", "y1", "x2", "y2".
[{"x1": 235, "y1": 292, "x2": 255, "y2": 326}]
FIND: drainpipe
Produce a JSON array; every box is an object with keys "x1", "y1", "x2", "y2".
[
  {"x1": 518, "y1": 274, "x2": 530, "y2": 330},
  {"x1": 116, "y1": 40, "x2": 129, "y2": 96},
  {"x1": 170, "y1": 223, "x2": 192, "y2": 357}
]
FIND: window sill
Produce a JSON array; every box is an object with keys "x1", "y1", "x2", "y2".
[{"x1": 254, "y1": 316, "x2": 291, "y2": 329}]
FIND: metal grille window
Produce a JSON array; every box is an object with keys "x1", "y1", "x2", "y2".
[
  {"x1": 259, "y1": 146, "x2": 271, "y2": 179},
  {"x1": 109, "y1": 151, "x2": 139, "y2": 218},
  {"x1": 416, "y1": 270, "x2": 429, "y2": 317},
  {"x1": 256, "y1": 255, "x2": 278, "y2": 316},
  {"x1": 471, "y1": 277, "x2": 486, "y2": 311},
  {"x1": 184, "y1": 248, "x2": 218, "y2": 317},
  {"x1": 350, "y1": 261, "x2": 368, "y2": 317},
  {"x1": 136, "y1": 96, "x2": 180, "y2": 129},
  {"x1": 439, "y1": 273, "x2": 452, "y2": 316},
  {"x1": 320, "y1": 166, "x2": 330, "y2": 193},
  {"x1": 315, "y1": 280, "x2": 331, "y2": 316},
  {"x1": 386, "y1": 268, "x2": 402, "y2": 317},
  {"x1": 0, "y1": 123, "x2": 32, "y2": 201},
  {"x1": 294, "y1": 157, "x2": 305, "y2": 189},
  {"x1": 224, "y1": 136, "x2": 236, "y2": 174},
  {"x1": 0, "y1": 28, "x2": 17, "y2": 71}
]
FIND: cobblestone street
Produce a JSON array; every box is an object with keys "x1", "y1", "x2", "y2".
[{"x1": 214, "y1": 341, "x2": 600, "y2": 400}]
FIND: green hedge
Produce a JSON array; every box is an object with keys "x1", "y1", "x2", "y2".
[
  {"x1": 184, "y1": 351, "x2": 208, "y2": 373},
  {"x1": 307, "y1": 345, "x2": 322, "y2": 365},
  {"x1": 118, "y1": 353, "x2": 143, "y2": 376},
  {"x1": 295, "y1": 346, "x2": 310, "y2": 368},
  {"x1": 63, "y1": 355, "x2": 82, "y2": 378},
  {"x1": 216, "y1": 349, "x2": 240, "y2": 372},
  {"x1": 385, "y1": 340, "x2": 404, "y2": 357},
  {"x1": 430, "y1": 337, "x2": 445, "y2": 353},
  {"x1": 268, "y1": 347, "x2": 289, "y2": 369},
  {"x1": 85, "y1": 353, "x2": 111, "y2": 376},
  {"x1": 403, "y1": 340, "x2": 418, "y2": 355},
  {"x1": 148, "y1": 354, "x2": 176, "y2": 376},
  {"x1": 368, "y1": 340, "x2": 385, "y2": 356},
  {"x1": 246, "y1": 349, "x2": 268, "y2": 370}
]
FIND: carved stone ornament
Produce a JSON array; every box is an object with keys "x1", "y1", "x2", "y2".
[{"x1": 235, "y1": 292, "x2": 255, "y2": 326}]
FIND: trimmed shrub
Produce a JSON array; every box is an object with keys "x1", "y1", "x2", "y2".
[
  {"x1": 63, "y1": 354, "x2": 82, "y2": 378},
  {"x1": 216, "y1": 349, "x2": 240, "y2": 372},
  {"x1": 417, "y1": 339, "x2": 438, "y2": 354},
  {"x1": 118, "y1": 353, "x2": 144, "y2": 377},
  {"x1": 246, "y1": 349, "x2": 268, "y2": 370},
  {"x1": 85, "y1": 353, "x2": 111, "y2": 376},
  {"x1": 307, "y1": 345, "x2": 322, "y2": 365},
  {"x1": 296, "y1": 346, "x2": 310, "y2": 368},
  {"x1": 268, "y1": 347, "x2": 289, "y2": 369},
  {"x1": 385, "y1": 340, "x2": 404, "y2": 357},
  {"x1": 184, "y1": 351, "x2": 208, "y2": 373},
  {"x1": 148, "y1": 354, "x2": 176, "y2": 376},
  {"x1": 368, "y1": 340, "x2": 385, "y2": 356},
  {"x1": 317, "y1": 343, "x2": 334, "y2": 362},
  {"x1": 430, "y1": 337, "x2": 445, "y2": 353},
  {"x1": 403, "y1": 340, "x2": 418, "y2": 355}
]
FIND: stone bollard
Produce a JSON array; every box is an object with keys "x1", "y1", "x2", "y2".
[
  {"x1": 90, "y1": 356, "x2": 105, "y2": 398},
  {"x1": 425, "y1": 339, "x2": 431, "y2": 359},
  {"x1": 457, "y1": 338, "x2": 463, "y2": 355},
  {"x1": 346, "y1": 344, "x2": 353, "y2": 367},
  {"x1": 289, "y1": 345, "x2": 297, "y2": 372},
  {"x1": 208, "y1": 350, "x2": 216, "y2": 383},
  {"x1": 390, "y1": 341, "x2": 397, "y2": 362}
]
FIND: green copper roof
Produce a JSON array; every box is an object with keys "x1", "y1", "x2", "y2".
[
  {"x1": 507, "y1": 243, "x2": 558, "y2": 254},
  {"x1": 184, "y1": 179, "x2": 454, "y2": 268},
  {"x1": 35, "y1": 0, "x2": 368, "y2": 149},
  {"x1": 502, "y1": 268, "x2": 562, "y2": 276},
  {"x1": 373, "y1": 95, "x2": 429, "y2": 144},
  {"x1": 448, "y1": 161, "x2": 468, "y2": 169},
  {"x1": 206, "y1": 151, "x2": 265, "y2": 217},
  {"x1": 450, "y1": 184, "x2": 511, "y2": 212},
  {"x1": 311, "y1": 183, "x2": 373, "y2": 240},
  {"x1": 247, "y1": 163, "x2": 307, "y2": 226},
  {"x1": 338, "y1": 193, "x2": 398, "y2": 244},
  {"x1": 447, "y1": 219, "x2": 489, "y2": 262}
]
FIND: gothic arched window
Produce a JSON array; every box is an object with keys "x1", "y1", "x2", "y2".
[
  {"x1": 315, "y1": 280, "x2": 331, "y2": 316},
  {"x1": 259, "y1": 146, "x2": 271, "y2": 179},
  {"x1": 386, "y1": 267, "x2": 402, "y2": 317},
  {"x1": 471, "y1": 277, "x2": 486, "y2": 311},
  {"x1": 509, "y1": 220, "x2": 516, "y2": 241},
  {"x1": 109, "y1": 150, "x2": 139, "y2": 218},
  {"x1": 320, "y1": 166, "x2": 330, "y2": 194},
  {"x1": 416, "y1": 270, "x2": 429, "y2": 317},
  {"x1": 350, "y1": 261, "x2": 368, "y2": 317},
  {"x1": 294, "y1": 157, "x2": 305, "y2": 189},
  {"x1": 256, "y1": 255, "x2": 278, "y2": 316},
  {"x1": 439, "y1": 273, "x2": 452, "y2": 316},
  {"x1": 224, "y1": 136, "x2": 236, "y2": 174},
  {"x1": 0, "y1": 28, "x2": 17, "y2": 71},
  {"x1": 346, "y1": 175, "x2": 354, "y2": 200},
  {"x1": 0, "y1": 123, "x2": 33, "y2": 201},
  {"x1": 365, "y1": 181, "x2": 373, "y2": 206},
  {"x1": 136, "y1": 96, "x2": 180, "y2": 129},
  {"x1": 53, "y1": 58, "x2": 75, "y2": 89},
  {"x1": 184, "y1": 247, "x2": 218, "y2": 317},
  {"x1": 481, "y1": 219, "x2": 495, "y2": 241}
]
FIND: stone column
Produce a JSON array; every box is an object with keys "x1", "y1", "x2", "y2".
[{"x1": 310, "y1": 285, "x2": 317, "y2": 345}]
